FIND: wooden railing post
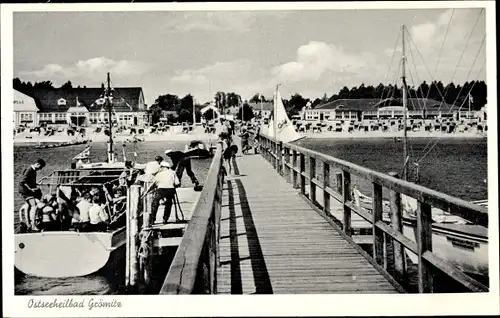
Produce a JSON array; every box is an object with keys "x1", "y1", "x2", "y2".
[
  {"x1": 388, "y1": 171, "x2": 406, "y2": 282},
  {"x1": 336, "y1": 172, "x2": 342, "y2": 194},
  {"x1": 284, "y1": 146, "x2": 291, "y2": 182},
  {"x1": 292, "y1": 150, "x2": 298, "y2": 189},
  {"x1": 274, "y1": 140, "x2": 278, "y2": 170},
  {"x1": 128, "y1": 185, "x2": 141, "y2": 288},
  {"x1": 300, "y1": 153, "x2": 306, "y2": 195},
  {"x1": 323, "y1": 163, "x2": 330, "y2": 214},
  {"x1": 278, "y1": 141, "x2": 283, "y2": 176},
  {"x1": 342, "y1": 170, "x2": 352, "y2": 236},
  {"x1": 309, "y1": 156, "x2": 316, "y2": 204},
  {"x1": 417, "y1": 201, "x2": 433, "y2": 293},
  {"x1": 372, "y1": 183, "x2": 384, "y2": 266}
]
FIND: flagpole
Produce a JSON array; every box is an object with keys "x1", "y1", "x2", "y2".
[
  {"x1": 468, "y1": 93, "x2": 471, "y2": 119},
  {"x1": 260, "y1": 94, "x2": 263, "y2": 121}
]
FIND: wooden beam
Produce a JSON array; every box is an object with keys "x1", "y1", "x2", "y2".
[{"x1": 417, "y1": 201, "x2": 433, "y2": 293}]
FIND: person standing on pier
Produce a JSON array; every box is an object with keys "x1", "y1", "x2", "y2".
[
  {"x1": 144, "y1": 161, "x2": 180, "y2": 226},
  {"x1": 137, "y1": 155, "x2": 163, "y2": 183},
  {"x1": 18, "y1": 159, "x2": 46, "y2": 231},
  {"x1": 164, "y1": 149, "x2": 200, "y2": 188}
]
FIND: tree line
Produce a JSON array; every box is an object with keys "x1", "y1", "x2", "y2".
[{"x1": 13, "y1": 77, "x2": 487, "y2": 123}]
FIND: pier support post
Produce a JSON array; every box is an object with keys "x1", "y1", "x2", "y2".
[
  {"x1": 323, "y1": 163, "x2": 330, "y2": 214},
  {"x1": 284, "y1": 146, "x2": 291, "y2": 182},
  {"x1": 309, "y1": 156, "x2": 316, "y2": 204},
  {"x1": 342, "y1": 170, "x2": 352, "y2": 236},
  {"x1": 417, "y1": 201, "x2": 433, "y2": 293},
  {"x1": 292, "y1": 150, "x2": 298, "y2": 189},
  {"x1": 336, "y1": 172, "x2": 342, "y2": 195},
  {"x1": 278, "y1": 141, "x2": 283, "y2": 176},
  {"x1": 127, "y1": 185, "x2": 141, "y2": 289},
  {"x1": 372, "y1": 182, "x2": 384, "y2": 266},
  {"x1": 388, "y1": 172, "x2": 406, "y2": 283},
  {"x1": 299, "y1": 153, "x2": 306, "y2": 195}
]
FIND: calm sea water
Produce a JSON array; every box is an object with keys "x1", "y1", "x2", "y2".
[
  {"x1": 12, "y1": 137, "x2": 487, "y2": 294},
  {"x1": 295, "y1": 137, "x2": 488, "y2": 201}
]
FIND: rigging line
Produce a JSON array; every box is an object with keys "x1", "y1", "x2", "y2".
[
  {"x1": 417, "y1": 64, "x2": 485, "y2": 166},
  {"x1": 423, "y1": 8, "x2": 455, "y2": 109},
  {"x1": 407, "y1": 39, "x2": 426, "y2": 112},
  {"x1": 448, "y1": 36, "x2": 486, "y2": 114},
  {"x1": 380, "y1": 30, "x2": 402, "y2": 103},
  {"x1": 406, "y1": 55, "x2": 423, "y2": 112},
  {"x1": 418, "y1": 40, "x2": 486, "y2": 158},
  {"x1": 455, "y1": 61, "x2": 486, "y2": 113},
  {"x1": 404, "y1": 31, "x2": 446, "y2": 104},
  {"x1": 414, "y1": 20, "x2": 485, "y2": 159},
  {"x1": 435, "y1": 8, "x2": 485, "y2": 112}
]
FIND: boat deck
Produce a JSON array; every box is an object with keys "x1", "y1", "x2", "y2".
[{"x1": 216, "y1": 148, "x2": 401, "y2": 294}]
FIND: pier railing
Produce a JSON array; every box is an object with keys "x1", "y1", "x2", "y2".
[
  {"x1": 160, "y1": 142, "x2": 224, "y2": 294},
  {"x1": 257, "y1": 133, "x2": 488, "y2": 293}
]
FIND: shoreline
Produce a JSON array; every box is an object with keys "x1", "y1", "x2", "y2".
[
  {"x1": 13, "y1": 132, "x2": 220, "y2": 145},
  {"x1": 301, "y1": 131, "x2": 487, "y2": 139}
]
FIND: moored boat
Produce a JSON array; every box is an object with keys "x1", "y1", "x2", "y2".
[{"x1": 14, "y1": 73, "x2": 145, "y2": 278}]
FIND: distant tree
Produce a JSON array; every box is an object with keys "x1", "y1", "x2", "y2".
[
  {"x1": 153, "y1": 94, "x2": 180, "y2": 111},
  {"x1": 214, "y1": 91, "x2": 226, "y2": 109},
  {"x1": 148, "y1": 104, "x2": 162, "y2": 124},
  {"x1": 203, "y1": 108, "x2": 216, "y2": 121},
  {"x1": 225, "y1": 92, "x2": 242, "y2": 108},
  {"x1": 60, "y1": 81, "x2": 73, "y2": 90},
  {"x1": 312, "y1": 98, "x2": 323, "y2": 108},
  {"x1": 236, "y1": 102, "x2": 255, "y2": 121},
  {"x1": 288, "y1": 93, "x2": 309, "y2": 113},
  {"x1": 33, "y1": 81, "x2": 54, "y2": 89},
  {"x1": 250, "y1": 93, "x2": 268, "y2": 103}
]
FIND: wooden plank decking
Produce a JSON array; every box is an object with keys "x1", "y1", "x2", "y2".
[{"x1": 217, "y1": 151, "x2": 400, "y2": 294}]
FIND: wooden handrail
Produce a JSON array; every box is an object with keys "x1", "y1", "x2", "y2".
[
  {"x1": 160, "y1": 142, "x2": 224, "y2": 294},
  {"x1": 257, "y1": 133, "x2": 488, "y2": 293},
  {"x1": 278, "y1": 139, "x2": 487, "y2": 226}
]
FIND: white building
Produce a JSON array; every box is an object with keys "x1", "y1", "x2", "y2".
[
  {"x1": 13, "y1": 87, "x2": 148, "y2": 128},
  {"x1": 13, "y1": 89, "x2": 39, "y2": 128}
]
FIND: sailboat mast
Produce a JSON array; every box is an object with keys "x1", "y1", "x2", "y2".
[
  {"x1": 401, "y1": 24, "x2": 408, "y2": 181},
  {"x1": 107, "y1": 72, "x2": 114, "y2": 163}
]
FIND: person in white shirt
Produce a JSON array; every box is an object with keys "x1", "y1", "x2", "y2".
[
  {"x1": 88, "y1": 197, "x2": 109, "y2": 232},
  {"x1": 144, "y1": 161, "x2": 180, "y2": 227},
  {"x1": 73, "y1": 192, "x2": 92, "y2": 231},
  {"x1": 137, "y1": 155, "x2": 163, "y2": 183}
]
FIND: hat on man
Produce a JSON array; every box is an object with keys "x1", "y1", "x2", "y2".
[{"x1": 160, "y1": 161, "x2": 171, "y2": 168}]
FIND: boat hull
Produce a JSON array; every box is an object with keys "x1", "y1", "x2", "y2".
[
  {"x1": 15, "y1": 227, "x2": 126, "y2": 278},
  {"x1": 353, "y1": 195, "x2": 488, "y2": 277},
  {"x1": 402, "y1": 223, "x2": 488, "y2": 277}
]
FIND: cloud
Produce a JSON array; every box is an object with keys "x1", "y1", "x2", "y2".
[
  {"x1": 381, "y1": 8, "x2": 486, "y2": 85},
  {"x1": 165, "y1": 11, "x2": 290, "y2": 33},
  {"x1": 171, "y1": 59, "x2": 255, "y2": 85},
  {"x1": 168, "y1": 41, "x2": 388, "y2": 102},
  {"x1": 19, "y1": 57, "x2": 151, "y2": 85},
  {"x1": 272, "y1": 41, "x2": 380, "y2": 87}
]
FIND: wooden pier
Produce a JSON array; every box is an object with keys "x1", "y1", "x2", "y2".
[
  {"x1": 126, "y1": 134, "x2": 488, "y2": 294},
  {"x1": 216, "y1": 154, "x2": 401, "y2": 293}
]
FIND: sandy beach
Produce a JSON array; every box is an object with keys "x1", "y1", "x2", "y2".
[
  {"x1": 302, "y1": 130, "x2": 487, "y2": 139},
  {"x1": 13, "y1": 125, "x2": 487, "y2": 145},
  {"x1": 13, "y1": 126, "x2": 221, "y2": 145}
]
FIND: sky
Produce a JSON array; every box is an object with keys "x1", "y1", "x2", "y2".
[{"x1": 13, "y1": 6, "x2": 487, "y2": 105}]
